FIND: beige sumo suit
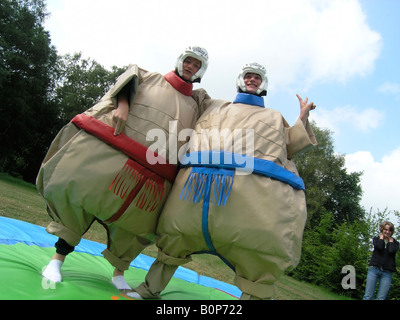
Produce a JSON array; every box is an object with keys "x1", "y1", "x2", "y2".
[
  {"x1": 134, "y1": 92, "x2": 317, "y2": 299},
  {"x1": 36, "y1": 65, "x2": 209, "y2": 270}
]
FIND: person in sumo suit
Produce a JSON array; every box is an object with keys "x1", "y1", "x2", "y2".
[
  {"x1": 130, "y1": 62, "x2": 318, "y2": 299},
  {"x1": 38, "y1": 46, "x2": 211, "y2": 292}
]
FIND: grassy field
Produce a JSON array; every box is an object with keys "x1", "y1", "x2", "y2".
[{"x1": 0, "y1": 173, "x2": 350, "y2": 300}]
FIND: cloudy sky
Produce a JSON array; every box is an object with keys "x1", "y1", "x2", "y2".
[{"x1": 44, "y1": 0, "x2": 400, "y2": 216}]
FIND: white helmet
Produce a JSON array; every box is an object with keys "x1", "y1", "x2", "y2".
[
  {"x1": 176, "y1": 46, "x2": 209, "y2": 83},
  {"x1": 236, "y1": 62, "x2": 268, "y2": 96}
]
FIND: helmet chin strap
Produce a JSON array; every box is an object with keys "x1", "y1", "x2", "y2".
[
  {"x1": 176, "y1": 62, "x2": 202, "y2": 83},
  {"x1": 238, "y1": 87, "x2": 267, "y2": 97},
  {"x1": 173, "y1": 69, "x2": 200, "y2": 84}
]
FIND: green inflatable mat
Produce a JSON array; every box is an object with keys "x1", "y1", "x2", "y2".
[
  {"x1": 0, "y1": 217, "x2": 240, "y2": 300},
  {"x1": 0, "y1": 243, "x2": 236, "y2": 300}
]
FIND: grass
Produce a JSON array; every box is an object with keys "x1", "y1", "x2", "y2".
[{"x1": 0, "y1": 173, "x2": 350, "y2": 300}]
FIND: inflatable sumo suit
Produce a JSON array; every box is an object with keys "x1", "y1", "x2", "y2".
[
  {"x1": 134, "y1": 91, "x2": 317, "y2": 299},
  {"x1": 36, "y1": 64, "x2": 209, "y2": 271}
]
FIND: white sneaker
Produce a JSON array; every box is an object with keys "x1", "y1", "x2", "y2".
[
  {"x1": 126, "y1": 291, "x2": 144, "y2": 299},
  {"x1": 42, "y1": 259, "x2": 63, "y2": 283},
  {"x1": 112, "y1": 275, "x2": 132, "y2": 291}
]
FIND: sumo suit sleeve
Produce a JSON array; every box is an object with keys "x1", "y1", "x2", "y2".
[
  {"x1": 108, "y1": 64, "x2": 141, "y2": 109},
  {"x1": 83, "y1": 64, "x2": 143, "y2": 127},
  {"x1": 191, "y1": 88, "x2": 213, "y2": 118},
  {"x1": 285, "y1": 118, "x2": 317, "y2": 159},
  {"x1": 37, "y1": 65, "x2": 144, "y2": 194},
  {"x1": 39, "y1": 66, "x2": 140, "y2": 165}
]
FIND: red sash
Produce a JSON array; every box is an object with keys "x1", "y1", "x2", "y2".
[{"x1": 71, "y1": 114, "x2": 178, "y2": 219}]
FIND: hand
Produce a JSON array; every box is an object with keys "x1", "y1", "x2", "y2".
[
  {"x1": 297, "y1": 94, "x2": 316, "y2": 127},
  {"x1": 113, "y1": 95, "x2": 129, "y2": 136}
]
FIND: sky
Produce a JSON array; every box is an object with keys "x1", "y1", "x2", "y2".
[{"x1": 44, "y1": 0, "x2": 400, "y2": 218}]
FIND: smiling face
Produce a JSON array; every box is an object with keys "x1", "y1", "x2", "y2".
[
  {"x1": 382, "y1": 224, "x2": 393, "y2": 238},
  {"x1": 181, "y1": 57, "x2": 202, "y2": 81},
  {"x1": 243, "y1": 72, "x2": 262, "y2": 94}
]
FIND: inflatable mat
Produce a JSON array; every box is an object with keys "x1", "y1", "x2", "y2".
[{"x1": 0, "y1": 217, "x2": 241, "y2": 300}]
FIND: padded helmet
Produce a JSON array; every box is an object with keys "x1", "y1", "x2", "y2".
[
  {"x1": 236, "y1": 62, "x2": 268, "y2": 96},
  {"x1": 176, "y1": 46, "x2": 209, "y2": 83}
]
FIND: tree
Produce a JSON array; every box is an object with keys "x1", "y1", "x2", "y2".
[
  {"x1": 0, "y1": 0, "x2": 58, "y2": 181},
  {"x1": 288, "y1": 122, "x2": 369, "y2": 298},
  {"x1": 293, "y1": 122, "x2": 364, "y2": 229},
  {"x1": 52, "y1": 53, "x2": 125, "y2": 125},
  {"x1": 0, "y1": 1, "x2": 126, "y2": 182}
]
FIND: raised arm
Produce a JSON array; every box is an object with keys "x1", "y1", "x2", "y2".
[{"x1": 296, "y1": 94, "x2": 316, "y2": 127}]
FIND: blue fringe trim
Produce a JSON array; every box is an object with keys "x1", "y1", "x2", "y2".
[
  {"x1": 179, "y1": 167, "x2": 234, "y2": 206},
  {"x1": 180, "y1": 151, "x2": 305, "y2": 190}
]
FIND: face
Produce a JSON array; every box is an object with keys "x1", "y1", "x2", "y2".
[
  {"x1": 383, "y1": 225, "x2": 393, "y2": 238},
  {"x1": 244, "y1": 72, "x2": 262, "y2": 94},
  {"x1": 182, "y1": 57, "x2": 202, "y2": 81}
]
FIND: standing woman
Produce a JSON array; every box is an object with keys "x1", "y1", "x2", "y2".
[{"x1": 363, "y1": 221, "x2": 399, "y2": 300}]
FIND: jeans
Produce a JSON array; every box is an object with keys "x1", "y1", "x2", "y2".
[{"x1": 363, "y1": 266, "x2": 393, "y2": 300}]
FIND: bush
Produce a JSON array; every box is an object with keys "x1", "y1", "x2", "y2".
[{"x1": 289, "y1": 211, "x2": 381, "y2": 299}]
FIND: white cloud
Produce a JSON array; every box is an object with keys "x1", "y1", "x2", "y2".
[
  {"x1": 312, "y1": 106, "x2": 385, "y2": 134},
  {"x1": 378, "y1": 82, "x2": 400, "y2": 98},
  {"x1": 45, "y1": 0, "x2": 382, "y2": 98},
  {"x1": 345, "y1": 147, "x2": 400, "y2": 212}
]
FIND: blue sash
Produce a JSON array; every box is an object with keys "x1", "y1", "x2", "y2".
[
  {"x1": 180, "y1": 151, "x2": 305, "y2": 194},
  {"x1": 178, "y1": 151, "x2": 305, "y2": 262}
]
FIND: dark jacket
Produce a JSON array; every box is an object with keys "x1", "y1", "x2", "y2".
[{"x1": 369, "y1": 236, "x2": 399, "y2": 272}]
